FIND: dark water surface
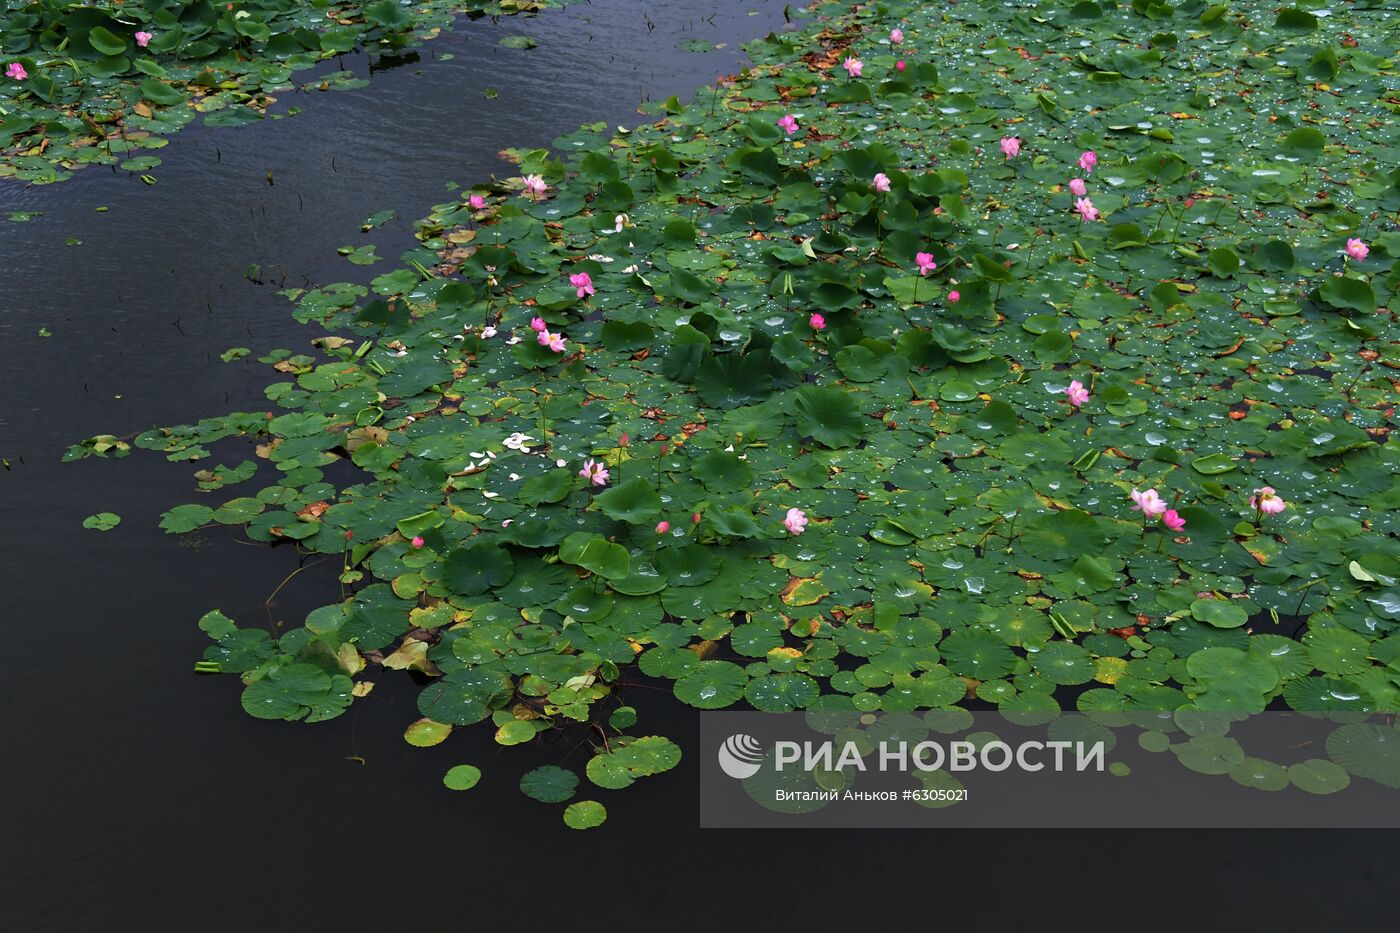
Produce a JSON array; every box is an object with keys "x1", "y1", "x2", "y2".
[{"x1": 0, "y1": 2, "x2": 1390, "y2": 928}]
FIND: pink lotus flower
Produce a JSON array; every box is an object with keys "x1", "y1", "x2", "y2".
[
  {"x1": 536, "y1": 328, "x2": 552, "y2": 346},
  {"x1": 1078, "y1": 150, "x2": 1097, "y2": 174},
  {"x1": 896, "y1": 60, "x2": 906, "y2": 72},
  {"x1": 692, "y1": 512, "x2": 702, "y2": 524},
  {"x1": 579, "y1": 459, "x2": 609, "y2": 486},
  {"x1": 656, "y1": 521, "x2": 670, "y2": 534},
  {"x1": 530, "y1": 316, "x2": 547, "y2": 332},
  {"x1": 843, "y1": 57, "x2": 863, "y2": 78},
  {"x1": 889, "y1": 28, "x2": 904, "y2": 45},
  {"x1": 999, "y1": 136, "x2": 1021, "y2": 159},
  {"x1": 1074, "y1": 197, "x2": 1099, "y2": 222},
  {"x1": 872, "y1": 172, "x2": 891, "y2": 192},
  {"x1": 1068, "y1": 178, "x2": 1087, "y2": 197},
  {"x1": 947, "y1": 290, "x2": 960, "y2": 303},
  {"x1": 1345, "y1": 238, "x2": 1369, "y2": 261},
  {"x1": 1130, "y1": 488, "x2": 1168, "y2": 518},
  {"x1": 411, "y1": 535, "x2": 425, "y2": 548},
  {"x1": 1162, "y1": 510, "x2": 1186, "y2": 532},
  {"x1": 784, "y1": 507, "x2": 808, "y2": 535},
  {"x1": 522, "y1": 174, "x2": 547, "y2": 199},
  {"x1": 6, "y1": 62, "x2": 27, "y2": 81},
  {"x1": 469, "y1": 194, "x2": 486, "y2": 210},
  {"x1": 570, "y1": 272, "x2": 595, "y2": 298},
  {"x1": 546, "y1": 332, "x2": 567, "y2": 353},
  {"x1": 777, "y1": 114, "x2": 799, "y2": 136},
  {"x1": 1250, "y1": 486, "x2": 1286, "y2": 515},
  {"x1": 809, "y1": 312, "x2": 826, "y2": 331},
  {"x1": 1065, "y1": 379, "x2": 1089, "y2": 407},
  {"x1": 135, "y1": 31, "x2": 153, "y2": 48},
  {"x1": 916, "y1": 252, "x2": 937, "y2": 276}
]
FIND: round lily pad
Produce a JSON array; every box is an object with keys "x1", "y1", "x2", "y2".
[
  {"x1": 745, "y1": 673, "x2": 820, "y2": 712},
  {"x1": 82, "y1": 512, "x2": 121, "y2": 531},
  {"x1": 563, "y1": 800, "x2": 607, "y2": 830},
  {"x1": 1288, "y1": 758, "x2": 1351, "y2": 795},
  {"x1": 1030, "y1": 642, "x2": 1095, "y2": 685},
  {"x1": 585, "y1": 736, "x2": 682, "y2": 789},
  {"x1": 940, "y1": 629, "x2": 1016, "y2": 680},
  {"x1": 1325, "y1": 723, "x2": 1400, "y2": 788},
  {"x1": 1303, "y1": 627, "x2": 1372, "y2": 677},
  {"x1": 674, "y1": 661, "x2": 747, "y2": 709},
  {"x1": 443, "y1": 764, "x2": 481, "y2": 791},
  {"x1": 403, "y1": 718, "x2": 452, "y2": 748},
  {"x1": 520, "y1": 765, "x2": 579, "y2": 803},
  {"x1": 1229, "y1": 758, "x2": 1290, "y2": 792},
  {"x1": 1191, "y1": 599, "x2": 1248, "y2": 629}
]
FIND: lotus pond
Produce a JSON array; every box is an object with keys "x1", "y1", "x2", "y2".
[
  {"x1": 0, "y1": 0, "x2": 559, "y2": 185},
  {"x1": 49, "y1": 0, "x2": 1400, "y2": 831}
]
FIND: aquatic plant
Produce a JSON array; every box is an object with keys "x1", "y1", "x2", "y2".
[
  {"x1": 75, "y1": 0, "x2": 1400, "y2": 822},
  {"x1": 0, "y1": 0, "x2": 556, "y2": 184}
]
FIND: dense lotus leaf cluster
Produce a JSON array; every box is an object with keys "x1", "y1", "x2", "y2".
[
  {"x1": 0, "y1": 0, "x2": 555, "y2": 184},
  {"x1": 78, "y1": 0, "x2": 1400, "y2": 817}
]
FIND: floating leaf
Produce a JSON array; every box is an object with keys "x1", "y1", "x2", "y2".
[
  {"x1": 674, "y1": 661, "x2": 748, "y2": 709},
  {"x1": 82, "y1": 512, "x2": 121, "y2": 531},
  {"x1": 793, "y1": 387, "x2": 866, "y2": 448},
  {"x1": 563, "y1": 800, "x2": 607, "y2": 830},
  {"x1": 520, "y1": 765, "x2": 579, "y2": 803},
  {"x1": 593, "y1": 478, "x2": 663, "y2": 525},
  {"x1": 443, "y1": 765, "x2": 481, "y2": 791}
]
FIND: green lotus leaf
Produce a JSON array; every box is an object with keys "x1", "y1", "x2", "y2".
[
  {"x1": 745, "y1": 673, "x2": 820, "y2": 711},
  {"x1": 160, "y1": 504, "x2": 214, "y2": 533},
  {"x1": 1318, "y1": 275, "x2": 1375, "y2": 314},
  {"x1": 1030, "y1": 642, "x2": 1095, "y2": 686},
  {"x1": 495, "y1": 719, "x2": 539, "y2": 746},
  {"x1": 440, "y1": 542, "x2": 515, "y2": 596},
  {"x1": 1186, "y1": 647, "x2": 1279, "y2": 694},
  {"x1": 1282, "y1": 676, "x2": 1369, "y2": 713},
  {"x1": 674, "y1": 660, "x2": 748, "y2": 708},
  {"x1": 706, "y1": 507, "x2": 764, "y2": 539},
  {"x1": 1229, "y1": 758, "x2": 1289, "y2": 792},
  {"x1": 558, "y1": 531, "x2": 631, "y2": 580},
  {"x1": 792, "y1": 386, "x2": 866, "y2": 448},
  {"x1": 563, "y1": 800, "x2": 607, "y2": 830},
  {"x1": 404, "y1": 718, "x2": 452, "y2": 748},
  {"x1": 1173, "y1": 735, "x2": 1245, "y2": 775},
  {"x1": 940, "y1": 629, "x2": 1016, "y2": 680},
  {"x1": 241, "y1": 663, "x2": 352, "y2": 723},
  {"x1": 693, "y1": 450, "x2": 754, "y2": 493},
  {"x1": 417, "y1": 668, "x2": 513, "y2": 726},
  {"x1": 86, "y1": 26, "x2": 128, "y2": 56},
  {"x1": 1288, "y1": 758, "x2": 1350, "y2": 795},
  {"x1": 1303, "y1": 627, "x2": 1372, "y2": 676},
  {"x1": 82, "y1": 512, "x2": 121, "y2": 531},
  {"x1": 593, "y1": 477, "x2": 663, "y2": 525},
  {"x1": 443, "y1": 765, "x2": 481, "y2": 791},
  {"x1": 585, "y1": 735, "x2": 682, "y2": 788},
  {"x1": 520, "y1": 765, "x2": 579, "y2": 803},
  {"x1": 1190, "y1": 453, "x2": 1237, "y2": 475},
  {"x1": 1191, "y1": 599, "x2": 1248, "y2": 629},
  {"x1": 1325, "y1": 723, "x2": 1400, "y2": 789}
]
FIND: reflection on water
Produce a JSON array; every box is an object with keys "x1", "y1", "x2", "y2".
[{"x1": 0, "y1": 1, "x2": 1389, "y2": 927}]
